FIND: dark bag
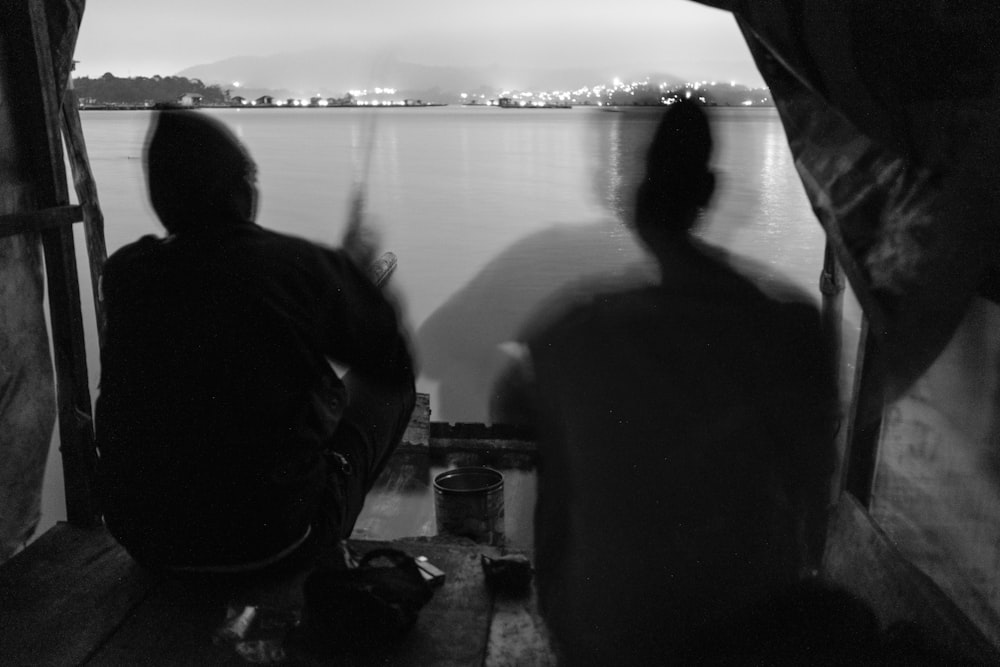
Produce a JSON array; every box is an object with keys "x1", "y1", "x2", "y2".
[{"x1": 302, "y1": 546, "x2": 435, "y2": 651}]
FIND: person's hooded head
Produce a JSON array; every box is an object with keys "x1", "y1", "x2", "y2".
[
  {"x1": 144, "y1": 108, "x2": 258, "y2": 234},
  {"x1": 634, "y1": 99, "x2": 715, "y2": 248}
]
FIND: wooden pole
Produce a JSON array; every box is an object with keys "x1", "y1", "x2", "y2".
[
  {"x1": 61, "y1": 85, "x2": 109, "y2": 344},
  {"x1": 822, "y1": 232, "x2": 884, "y2": 507},
  {"x1": 841, "y1": 317, "x2": 884, "y2": 506},
  {"x1": 819, "y1": 240, "x2": 848, "y2": 499},
  {"x1": 28, "y1": 0, "x2": 101, "y2": 527},
  {"x1": 819, "y1": 242, "x2": 845, "y2": 394}
]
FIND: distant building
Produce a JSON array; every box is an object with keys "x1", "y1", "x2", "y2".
[
  {"x1": 327, "y1": 94, "x2": 355, "y2": 107},
  {"x1": 230, "y1": 96, "x2": 246, "y2": 106},
  {"x1": 178, "y1": 92, "x2": 202, "y2": 107},
  {"x1": 254, "y1": 95, "x2": 275, "y2": 106}
]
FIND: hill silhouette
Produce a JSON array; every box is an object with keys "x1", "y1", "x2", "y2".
[{"x1": 177, "y1": 48, "x2": 682, "y2": 102}]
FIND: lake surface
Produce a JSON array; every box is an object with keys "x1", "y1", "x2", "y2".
[{"x1": 39, "y1": 105, "x2": 859, "y2": 534}]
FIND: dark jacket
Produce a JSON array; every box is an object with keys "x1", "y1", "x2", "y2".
[
  {"x1": 524, "y1": 240, "x2": 838, "y2": 664},
  {"x1": 95, "y1": 222, "x2": 412, "y2": 568}
]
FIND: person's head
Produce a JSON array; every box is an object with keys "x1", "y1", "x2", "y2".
[
  {"x1": 634, "y1": 100, "x2": 715, "y2": 249},
  {"x1": 144, "y1": 108, "x2": 258, "y2": 234}
]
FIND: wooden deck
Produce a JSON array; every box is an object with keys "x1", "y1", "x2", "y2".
[
  {"x1": 3, "y1": 392, "x2": 997, "y2": 665},
  {"x1": 0, "y1": 401, "x2": 555, "y2": 666},
  {"x1": 0, "y1": 523, "x2": 555, "y2": 666}
]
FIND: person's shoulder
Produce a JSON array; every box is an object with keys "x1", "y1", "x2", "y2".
[
  {"x1": 712, "y1": 246, "x2": 821, "y2": 317},
  {"x1": 238, "y1": 225, "x2": 348, "y2": 265},
  {"x1": 107, "y1": 234, "x2": 162, "y2": 257},
  {"x1": 256, "y1": 225, "x2": 339, "y2": 253},
  {"x1": 104, "y1": 235, "x2": 165, "y2": 272}
]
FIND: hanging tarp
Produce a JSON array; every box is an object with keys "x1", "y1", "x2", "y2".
[
  {"x1": 689, "y1": 0, "x2": 1000, "y2": 648},
  {"x1": 0, "y1": 0, "x2": 84, "y2": 562},
  {"x1": 697, "y1": 0, "x2": 1000, "y2": 396}
]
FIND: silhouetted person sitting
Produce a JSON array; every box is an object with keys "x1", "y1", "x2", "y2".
[
  {"x1": 492, "y1": 100, "x2": 838, "y2": 664},
  {"x1": 96, "y1": 109, "x2": 415, "y2": 573}
]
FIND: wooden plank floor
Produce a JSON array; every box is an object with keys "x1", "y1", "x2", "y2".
[
  {"x1": 0, "y1": 523, "x2": 555, "y2": 666},
  {"x1": 86, "y1": 538, "x2": 507, "y2": 666},
  {"x1": 0, "y1": 523, "x2": 156, "y2": 666},
  {"x1": 0, "y1": 404, "x2": 554, "y2": 666}
]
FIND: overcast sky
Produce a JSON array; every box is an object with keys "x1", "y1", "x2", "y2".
[{"x1": 73, "y1": 0, "x2": 764, "y2": 87}]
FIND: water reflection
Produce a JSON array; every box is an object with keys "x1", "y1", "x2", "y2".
[{"x1": 589, "y1": 108, "x2": 664, "y2": 224}]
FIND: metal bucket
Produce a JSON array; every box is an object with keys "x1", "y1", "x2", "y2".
[{"x1": 433, "y1": 466, "x2": 505, "y2": 545}]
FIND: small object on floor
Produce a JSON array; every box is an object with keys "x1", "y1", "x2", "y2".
[
  {"x1": 301, "y1": 547, "x2": 435, "y2": 653},
  {"x1": 481, "y1": 554, "x2": 533, "y2": 594},
  {"x1": 213, "y1": 604, "x2": 301, "y2": 665},
  {"x1": 415, "y1": 555, "x2": 447, "y2": 587}
]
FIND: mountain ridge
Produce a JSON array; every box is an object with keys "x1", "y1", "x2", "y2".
[{"x1": 177, "y1": 48, "x2": 686, "y2": 101}]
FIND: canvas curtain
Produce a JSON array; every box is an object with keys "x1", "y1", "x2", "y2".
[{"x1": 695, "y1": 0, "x2": 1000, "y2": 397}]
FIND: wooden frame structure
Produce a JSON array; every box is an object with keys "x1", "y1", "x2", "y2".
[{"x1": 0, "y1": 0, "x2": 106, "y2": 528}]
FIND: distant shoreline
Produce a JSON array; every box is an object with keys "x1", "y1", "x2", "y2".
[
  {"x1": 78, "y1": 103, "x2": 451, "y2": 111},
  {"x1": 78, "y1": 102, "x2": 775, "y2": 112}
]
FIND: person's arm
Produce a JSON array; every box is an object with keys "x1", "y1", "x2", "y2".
[
  {"x1": 489, "y1": 342, "x2": 537, "y2": 426},
  {"x1": 319, "y1": 247, "x2": 415, "y2": 384}
]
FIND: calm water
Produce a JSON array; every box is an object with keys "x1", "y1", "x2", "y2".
[{"x1": 40, "y1": 105, "x2": 857, "y2": 535}]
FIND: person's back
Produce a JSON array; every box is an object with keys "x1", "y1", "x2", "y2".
[
  {"x1": 96, "y1": 110, "x2": 414, "y2": 571},
  {"x1": 501, "y1": 101, "x2": 838, "y2": 664}
]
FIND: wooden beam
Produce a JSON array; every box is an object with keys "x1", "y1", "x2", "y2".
[
  {"x1": 841, "y1": 319, "x2": 884, "y2": 506},
  {"x1": 0, "y1": 205, "x2": 83, "y2": 237},
  {"x1": 61, "y1": 87, "x2": 109, "y2": 344},
  {"x1": 819, "y1": 241, "x2": 845, "y2": 384},
  {"x1": 29, "y1": 0, "x2": 100, "y2": 527},
  {"x1": 428, "y1": 422, "x2": 537, "y2": 454}
]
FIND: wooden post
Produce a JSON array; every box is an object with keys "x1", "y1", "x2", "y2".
[
  {"x1": 841, "y1": 317, "x2": 884, "y2": 506},
  {"x1": 819, "y1": 241, "x2": 845, "y2": 377},
  {"x1": 28, "y1": 0, "x2": 101, "y2": 527},
  {"x1": 819, "y1": 240, "x2": 851, "y2": 505},
  {"x1": 61, "y1": 84, "x2": 109, "y2": 344},
  {"x1": 821, "y1": 237, "x2": 884, "y2": 508}
]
